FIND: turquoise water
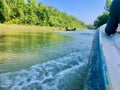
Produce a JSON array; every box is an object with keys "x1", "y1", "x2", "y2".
[{"x1": 0, "y1": 30, "x2": 95, "y2": 90}]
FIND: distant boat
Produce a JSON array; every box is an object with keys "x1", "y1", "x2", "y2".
[{"x1": 66, "y1": 27, "x2": 76, "y2": 31}]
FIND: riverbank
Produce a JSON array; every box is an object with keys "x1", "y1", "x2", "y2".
[
  {"x1": 0, "y1": 24, "x2": 87, "y2": 32},
  {"x1": 0, "y1": 24, "x2": 65, "y2": 32}
]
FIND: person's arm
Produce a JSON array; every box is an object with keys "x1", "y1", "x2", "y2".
[{"x1": 105, "y1": 0, "x2": 119, "y2": 35}]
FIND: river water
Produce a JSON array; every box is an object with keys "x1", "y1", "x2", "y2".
[{"x1": 0, "y1": 30, "x2": 95, "y2": 90}]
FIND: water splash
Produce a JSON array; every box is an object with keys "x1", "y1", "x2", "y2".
[
  {"x1": 0, "y1": 31, "x2": 95, "y2": 90},
  {"x1": 0, "y1": 50, "x2": 88, "y2": 90}
]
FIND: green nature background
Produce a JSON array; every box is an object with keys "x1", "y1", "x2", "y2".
[{"x1": 0, "y1": 0, "x2": 112, "y2": 30}]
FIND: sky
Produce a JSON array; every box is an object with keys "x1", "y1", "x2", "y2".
[{"x1": 37, "y1": 0, "x2": 106, "y2": 24}]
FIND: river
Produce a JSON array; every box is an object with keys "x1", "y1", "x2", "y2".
[{"x1": 0, "y1": 30, "x2": 95, "y2": 90}]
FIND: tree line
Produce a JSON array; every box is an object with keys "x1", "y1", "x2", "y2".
[
  {"x1": 93, "y1": 0, "x2": 112, "y2": 28},
  {"x1": 0, "y1": 0, "x2": 86, "y2": 29}
]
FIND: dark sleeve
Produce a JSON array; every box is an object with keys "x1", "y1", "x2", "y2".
[{"x1": 105, "y1": 0, "x2": 119, "y2": 35}]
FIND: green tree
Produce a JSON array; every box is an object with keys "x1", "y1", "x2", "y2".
[
  {"x1": 94, "y1": 12, "x2": 109, "y2": 28},
  {"x1": 0, "y1": 0, "x2": 87, "y2": 29},
  {"x1": 0, "y1": 0, "x2": 11, "y2": 22},
  {"x1": 105, "y1": 0, "x2": 112, "y2": 11},
  {"x1": 6, "y1": 0, "x2": 25, "y2": 19}
]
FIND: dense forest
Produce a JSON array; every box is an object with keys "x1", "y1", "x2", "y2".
[{"x1": 0, "y1": 0, "x2": 87, "y2": 29}]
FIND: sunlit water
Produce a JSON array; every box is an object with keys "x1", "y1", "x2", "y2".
[{"x1": 0, "y1": 30, "x2": 95, "y2": 90}]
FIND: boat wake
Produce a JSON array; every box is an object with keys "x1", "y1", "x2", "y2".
[
  {"x1": 0, "y1": 50, "x2": 88, "y2": 90},
  {"x1": 0, "y1": 31, "x2": 95, "y2": 90}
]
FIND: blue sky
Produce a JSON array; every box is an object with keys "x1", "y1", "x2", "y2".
[{"x1": 37, "y1": 0, "x2": 106, "y2": 24}]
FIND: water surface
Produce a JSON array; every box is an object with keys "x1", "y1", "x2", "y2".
[
  {"x1": 0, "y1": 31, "x2": 70, "y2": 73},
  {"x1": 0, "y1": 30, "x2": 95, "y2": 90}
]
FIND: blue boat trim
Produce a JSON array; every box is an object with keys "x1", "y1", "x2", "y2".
[
  {"x1": 98, "y1": 28, "x2": 112, "y2": 90},
  {"x1": 85, "y1": 28, "x2": 112, "y2": 90}
]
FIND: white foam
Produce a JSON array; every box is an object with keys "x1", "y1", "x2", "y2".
[
  {"x1": 0, "y1": 31, "x2": 95, "y2": 90},
  {"x1": 0, "y1": 50, "x2": 88, "y2": 90}
]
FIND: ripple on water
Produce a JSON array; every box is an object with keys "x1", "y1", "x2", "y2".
[
  {"x1": 0, "y1": 31, "x2": 95, "y2": 90},
  {"x1": 0, "y1": 50, "x2": 88, "y2": 90}
]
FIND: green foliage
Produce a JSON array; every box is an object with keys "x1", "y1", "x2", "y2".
[
  {"x1": 105, "y1": 0, "x2": 112, "y2": 11},
  {"x1": 94, "y1": 12, "x2": 109, "y2": 28},
  {"x1": 94, "y1": 0, "x2": 112, "y2": 28},
  {"x1": 0, "y1": 0, "x2": 86, "y2": 29},
  {"x1": 0, "y1": 0, "x2": 11, "y2": 22}
]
